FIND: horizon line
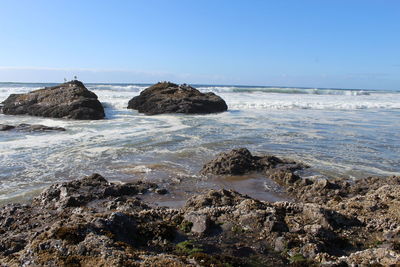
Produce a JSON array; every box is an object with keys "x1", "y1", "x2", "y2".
[{"x1": 0, "y1": 80, "x2": 393, "y2": 92}]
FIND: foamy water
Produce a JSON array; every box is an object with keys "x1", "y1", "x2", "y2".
[{"x1": 1, "y1": 83, "x2": 400, "y2": 204}]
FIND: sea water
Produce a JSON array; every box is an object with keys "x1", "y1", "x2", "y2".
[{"x1": 1, "y1": 83, "x2": 399, "y2": 205}]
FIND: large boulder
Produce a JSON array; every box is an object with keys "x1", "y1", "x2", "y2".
[
  {"x1": 1, "y1": 80, "x2": 105, "y2": 120},
  {"x1": 127, "y1": 82, "x2": 228, "y2": 115}
]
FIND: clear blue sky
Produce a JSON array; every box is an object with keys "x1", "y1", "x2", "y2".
[{"x1": 0, "y1": 0, "x2": 399, "y2": 89}]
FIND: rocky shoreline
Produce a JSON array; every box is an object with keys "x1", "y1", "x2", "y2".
[{"x1": 1, "y1": 149, "x2": 399, "y2": 266}]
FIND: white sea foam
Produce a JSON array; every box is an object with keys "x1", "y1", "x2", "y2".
[
  {"x1": 197, "y1": 86, "x2": 375, "y2": 95},
  {"x1": 1, "y1": 82, "x2": 400, "y2": 204},
  {"x1": 219, "y1": 92, "x2": 400, "y2": 110},
  {"x1": 87, "y1": 84, "x2": 147, "y2": 92},
  {"x1": 87, "y1": 84, "x2": 400, "y2": 111},
  {"x1": 1, "y1": 83, "x2": 399, "y2": 112}
]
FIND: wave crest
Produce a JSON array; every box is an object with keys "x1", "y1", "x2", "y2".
[{"x1": 197, "y1": 86, "x2": 373, "y2": 96}]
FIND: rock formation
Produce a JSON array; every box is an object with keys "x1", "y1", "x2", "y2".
[
  {"x1": 200, "y1": 148, "x2": 305, "y2": 175},
  {"x1": 1, "y1": 148, "x2": 399, "y2": 266},
  {"x1": 127, "y1": 82, "x2": 228, "y2": 115},
  {"x1": 1, "y1": 80, "x2": 105, "y2": 120},
  {"x1": 1, "y1": 172, "x2": 399, "y2": 266},
  {"x1": 0, "y1": 174, "x2": 286, "y2": 266},
  {"x1": 0, "y1": 123, "x2": 65, "y2": 132}
]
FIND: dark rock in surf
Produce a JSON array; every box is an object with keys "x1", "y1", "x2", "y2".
[
  {"x1": 0, "y1": 124, "x2": 15, "y2": 131},
  {"x1": 127, "y1": 82, "x2": 228, "y2": 115},
  {"x1": 200, "y1": 148, "x2": 304, "y2": 175},
  {"x1": 0, "y1": 123, "x2": 65, "y2": 132},
  {"x1": 1, "y1": 80, "x2": 105, "y2": 120}
]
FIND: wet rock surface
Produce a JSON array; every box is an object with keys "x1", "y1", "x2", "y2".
[
  {"x1": 0, "y1": 174, "x2": 286, "y2": 266},
  {"x1": 1, "y1": 80, "x2": 105, "y2": 120},
  {"x1": 0, "y1": 123, "x2": 66, "y2": 132},
  {"x1": 201, "y1": 148, "x2": 305, "y2": 175},
  {"x1": 200, "y1": 148, "x2": 400, "y2": 265},
  {"x1": 1, "y1": 150, "x2": 399, "y2": 266},
  {"x1": 127, "y1": 82, "x2": 228, "y2": 115}
]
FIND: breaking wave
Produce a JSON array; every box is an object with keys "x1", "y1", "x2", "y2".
[{"x1": 196, "y1": 86, "x2": 376, "y2": 96}]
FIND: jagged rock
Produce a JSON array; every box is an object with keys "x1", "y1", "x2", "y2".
[
  {"x1": 267, "y1": 169, "x2": 302, "y2": 186},
  {"x1": 343, "y1": 248, "x2": 400, "y2": 266},
  {"x1": 270, "y1": 171, "x2": 400, "y2": 264},
  {"x1": 183, "y1": 212, "x2": 210, "y2": 235},
  {"x1": 0, "y1": 123, "x2": 65, "y2": 132},
  {"x1": 127, "y1": 82, "x2": 228, "y2": 115},
  {"x1": 184, "y1": 188, "x2": 252, "y2": 210},
  {"x1": 200, "y1": 148, "x2": 303, "y2": 175},
  {"x1": 1, "y1": 80, "x2": 105, "y2": 120},
  {"x1": 1, "y1": 173, "x2": 399, "y2": 266},
  {"x1": 1, "y1": 175, "x2": 289, "y2": 266},
  {"x1": 33, "y1": 173, "x2": 157, "y2": 209}
]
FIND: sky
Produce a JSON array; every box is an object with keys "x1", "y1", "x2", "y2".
[{"x1": 0, "y1": 0, "x2": 399, "y2": 90}]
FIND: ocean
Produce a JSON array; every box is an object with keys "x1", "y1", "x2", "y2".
[{"x1": 1, "y1": 82, "x2": 400, "y2": 206}]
